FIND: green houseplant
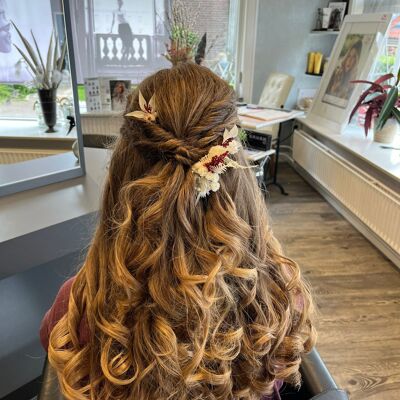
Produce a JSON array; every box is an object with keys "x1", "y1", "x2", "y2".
[
  {"x1": 12, "y1": 22, "x2": 67, "y2": 132},
  {"x1": 349, "y1": 68, "x2": 400, "y2": 143}
]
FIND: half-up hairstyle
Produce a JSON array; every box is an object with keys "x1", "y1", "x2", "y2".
[{"x1": 48, "y1": 63, "x2": 316, "y2": 400}]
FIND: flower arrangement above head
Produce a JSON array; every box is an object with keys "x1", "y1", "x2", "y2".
[
  {"x1": 11, "y1": 21, "x2": 67, "y2": 90},
  {"x1": 349, "y1": 67, "x2": 400, "y2": 137},
  {"x1": 164, "y1": 0, "x2": 200, "y2": 65}
]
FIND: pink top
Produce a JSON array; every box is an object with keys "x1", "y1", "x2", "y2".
[{"x1": 40, "y1": 277, "x2": 283, "y2": 400}]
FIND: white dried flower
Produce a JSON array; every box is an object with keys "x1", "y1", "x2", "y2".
[
  {"x1": 125, "y1": 90, "x2": 157, "y2": 122},
  {"x1": 51, "y1": 70, "x2": 62, "y2": 86},
  {"x1": 192, "y1": 124, "x2": 249, "y2": 201}
]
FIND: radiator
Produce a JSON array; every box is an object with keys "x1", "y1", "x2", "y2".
[
  {"x1": 293, "y1": 130, "x2": 400, "y2": 255},
  {"x1": 0, "y1": 149, "x2": 60, "y2": 164},
  {"x1": 80, "y1": 113, "x2": 124, "y2": 135}
]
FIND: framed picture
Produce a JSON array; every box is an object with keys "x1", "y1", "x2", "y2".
[
  {"x1": 110, "y1": 80, "x2": 131, "y2": 111},
  {"x1": 328, "y1": 2, "x2": 347, "y2": 30},
  {"x1": 306, "y1": 13, "x2": 392, "y2": 134}
]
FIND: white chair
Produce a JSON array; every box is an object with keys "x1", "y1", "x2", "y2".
[{"x1": 258, "y1": 72, "x2": 294, "y2": 137}]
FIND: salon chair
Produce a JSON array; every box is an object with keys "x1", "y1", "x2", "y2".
[
  {"x1": 281, "y1": 348, "x2": 348, "y2": 400},
  {"x1": 258, "y1": 72, "x2": 294, "y2": 138},
  {"x1": 259, "y1": 72, "x2": 294, "y2": 109},
  {"x1": 37, "y1": 348, "x2": 348, "y2": 400}
]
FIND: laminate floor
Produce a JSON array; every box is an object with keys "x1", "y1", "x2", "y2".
[{"x1": 267, "y1": 163, "x2": 400, "y2": 400}]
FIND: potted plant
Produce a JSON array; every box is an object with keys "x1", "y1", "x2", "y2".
[
  {"x1": 349, "y1": 68, "x2": 400, "y2": 143},
  {"x1": 12, "y1": 22, "x2": 67, "y2": 133}
]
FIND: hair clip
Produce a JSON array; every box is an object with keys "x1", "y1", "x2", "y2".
[
  {"x1": 125, "y1": 90, "x2": 157, "y2": 122},
  {"x1": 192, "y1": 125, "x2": 247, "y2": 200}
]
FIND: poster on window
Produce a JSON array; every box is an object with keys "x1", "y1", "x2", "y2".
[
  {"x1": 0, "y1": 0, "x2": 53, "y2": 83},
  {"x1": 322, "y1": 33, "x2": 375, "y2": 109},
  {"x1": 110, "y1": 79, "x2": 131, "y2": 111}
]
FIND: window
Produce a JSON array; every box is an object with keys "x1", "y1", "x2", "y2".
[
  {"x1": 351, "y1": 0, "x2": 400, "y2": 14},
  {"x1": 70, "y1": 0, "x2": 239, "y2": 87},
  {"x1": 370, "y1": 16, "x2": 400, "y2": 80},
  {"x1": 350, "y1": 2, "x2": 400, "y2": 82},
  {"x1": 0, "y1": 0, "x2": 64, "y2": 119}
]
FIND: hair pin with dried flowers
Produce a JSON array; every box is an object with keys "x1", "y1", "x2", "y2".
[
  {"x1": 192, "y1": 125, "x2": 250, "y2": 200},
  {"x1": 125, "y1": 91, "x2": 157, "y2": 122}
]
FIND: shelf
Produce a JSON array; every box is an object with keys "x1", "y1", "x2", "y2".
[
  {"x1": 310, "y1": 30, "x2": 340, "y2": 36},
  {"x1": 305, "y1": 72, "x2": 323, "y2": 77}
]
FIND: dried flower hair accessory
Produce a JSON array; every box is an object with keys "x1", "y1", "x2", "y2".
[
  {"x1": 192, "y1": 125, "x2": 250, "y2": 200},
  {"x1": 125, "y1": 90, "x2": 157, "y2": 122}
]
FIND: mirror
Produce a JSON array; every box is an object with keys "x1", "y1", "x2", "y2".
[{"x1": 0, "y1": 0, "x2": 85, "y2": 197}]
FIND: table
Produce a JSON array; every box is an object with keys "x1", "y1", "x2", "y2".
[
  {"x1": 238, "y1": 107, "x2": 304, "y2": 195},
  {"x1": 244, "y1": 148, "x2": 275, "y2": 162}
]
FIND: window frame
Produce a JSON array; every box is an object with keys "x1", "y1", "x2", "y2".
[{"x1": 235, "y1": 0, "x2": 259, "y2": 102}]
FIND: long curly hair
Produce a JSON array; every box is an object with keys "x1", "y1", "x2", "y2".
[{"x1": 48, "y1": 63, "x2": 316, "y2": 400}]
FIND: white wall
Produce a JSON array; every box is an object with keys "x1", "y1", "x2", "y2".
[{"x1": 252, "y1": 0, "x2": 338, "y2": 108}]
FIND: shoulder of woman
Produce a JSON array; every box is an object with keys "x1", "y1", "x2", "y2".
[
  {"x1": 39, "y1": 276, "x2": 76, "y2": 350},
  {"x1": 54, "y1": 277, "x2": 75, "y2": 310}
]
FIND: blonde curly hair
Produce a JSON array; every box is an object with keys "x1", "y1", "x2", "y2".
[{"x1": 48, "y1": 63, "x2": 316, "y2": 400}]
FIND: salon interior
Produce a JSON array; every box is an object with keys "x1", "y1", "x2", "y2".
[{"x1": 1, "y1": 0, "x2": 400, "y2": 399}]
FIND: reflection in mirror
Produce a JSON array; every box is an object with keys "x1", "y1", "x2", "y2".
[{"x1": 0, "y1": 0, "x2": 85, "y2": 197}]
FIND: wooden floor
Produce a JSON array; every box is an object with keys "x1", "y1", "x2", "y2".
[{"x1": 267, "y1": 164, "x2": 400, "y2": 400}]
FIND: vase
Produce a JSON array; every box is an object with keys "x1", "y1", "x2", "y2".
[
  {"x1": 38, "y1": 88, "x2": 57, "y2": 133},
  {"x1": 373, "y1": 117, "x2": 399, "y2": 144}
]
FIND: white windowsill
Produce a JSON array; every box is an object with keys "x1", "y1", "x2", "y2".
[
  {"x1": 0, "y1": 119, "x2": 77, "y2": 139},
  {"x1": 300, "y1": 118, "x2": 400, "y2": 184}
]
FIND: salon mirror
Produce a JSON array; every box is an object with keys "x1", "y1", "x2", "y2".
[{"x1": 0, "y1": 0, "x2": 85, "y2": 197}]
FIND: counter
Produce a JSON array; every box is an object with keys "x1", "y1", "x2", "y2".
[
  {"x1": 0, "y1": 148, "x2": 108, "y2": 280},
  {"x1": 0, "y1": 147, "x2": 109, "y2": 397}
]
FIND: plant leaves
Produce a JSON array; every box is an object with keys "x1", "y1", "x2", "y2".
[
  {"x1": 374, "y1": 73, "x2": 394, "y2": 85},
  {"x1": 53, "y1": 34, "x2": 59, "y2": 87},
  {"x1": 376, "y1": 87, "x2": 398, "y2": 131},
  {"x1": 31, "y1": 30, "x2": 45, "y2": 74},
  {"x1": 13, "y1": 44, "x2": 38, "y2": 75},
  {"x1": 350, "y1": 79, "x2": 384, "y2": 92},
  {"x1": 57, "y1": 40, "x2": 67, "y2": 71},
  {"x1": 45, "y1": 33, "x2": 54, "y2": 88},
  {"x1": 348, "y1": 78, "x2": 389, "y2": 123},
  {"x1": 364, "y1": 106, "x2": 375, "y2": 137},
  {"x1": 349, "y1": 87, "x2": 378, "y2": 122},
  {"x1": 11, "y1": 21, "x2": 41, "y2": 71},
  {"x1": 365, "y1": 92, "x2": 385, "y2": 103},
  {"x1": 392, "y1": 107, "x2": 400, "y2": 124},
  {"x1": 396, "y1": 66, "x2": 400, "y2": 86}
]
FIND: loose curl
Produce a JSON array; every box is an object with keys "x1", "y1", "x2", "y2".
[{"x1": 48, "y1": 63, "x2": 316, "y2": 400}]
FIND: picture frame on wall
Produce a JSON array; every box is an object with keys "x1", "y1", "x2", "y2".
[
  {"x1": 110, "y1": 80, "x2": 131, "y2": 111},
  {"x1": 328, "y1": 2, "x2": 347, "y2": 30},
  {"x1": 305, "y1": 13, "x2": 392, "y2": 134}
]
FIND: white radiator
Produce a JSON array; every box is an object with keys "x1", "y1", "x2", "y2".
[
  {"x1": 80, "y1": 112, "x2": 123, "y2": 135},
  {"x1": 293, "y1": 130, "x2": 400, "y2": 255}
]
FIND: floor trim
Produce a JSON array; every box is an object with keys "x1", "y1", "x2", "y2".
[{"x1": 292, "y1": 161, "x2": 400, "y2": 270}]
